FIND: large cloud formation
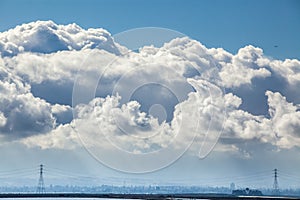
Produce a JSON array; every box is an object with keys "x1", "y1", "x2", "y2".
[{"x1": 0, "y1": 21, "x2": 300, "y2": 159}]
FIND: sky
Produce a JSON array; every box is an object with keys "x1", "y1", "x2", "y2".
[
  {"x1": 0, "y1": 0, "x2": 300, "y2": 59},
  {"x1": 0, "y1": 0, "x2": 300, "y2": 189}
]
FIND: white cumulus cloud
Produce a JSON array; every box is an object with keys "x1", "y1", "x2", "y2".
[
  {"x1": 0, "y1": 20, "x2": 123, "y2": 57},
  {"x1": 0, "y1": 21, "x2": 299, "y2": 158},
  {"x1": 266, "y1": 91, "x2": 300, "y2": 149}
]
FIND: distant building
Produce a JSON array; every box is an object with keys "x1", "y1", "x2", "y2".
[
  {"x1": 230, "y1": 183, "x2": 235, "y2": 191},
  {"x1": 232, "y1": 187, "x2": 263, "y2": 196}
]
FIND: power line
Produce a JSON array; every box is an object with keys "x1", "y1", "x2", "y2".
[{"x1": 1, "y1": 165, "x2": 299, "y2": 190}]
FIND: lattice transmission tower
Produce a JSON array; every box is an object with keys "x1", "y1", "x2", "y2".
[
  {"x1": 273, "y1": 168, "x2": 279, "y2": 195},
  {"x1": 36, "y1": 164, "x2": 45, "y2": 193}
]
